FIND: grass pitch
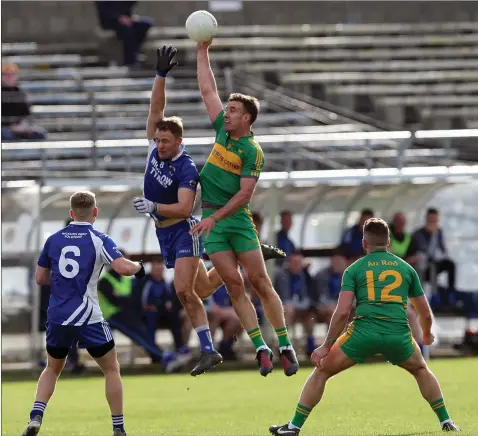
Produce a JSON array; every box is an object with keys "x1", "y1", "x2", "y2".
[{"x1": 2, "y1": 358, "x2": 477, "y2": 435}]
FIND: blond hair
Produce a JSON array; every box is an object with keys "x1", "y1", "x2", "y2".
[{"x1": 70, "y1": 191, "x2": 96, "y2": 220}]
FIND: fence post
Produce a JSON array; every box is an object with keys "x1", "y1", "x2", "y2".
[
  {"x1": 30, "y1": 180, "x2": 42, "y2": 369},
  {"x1": 90, "y1": 91, "x2": 98, "y2": 170}
]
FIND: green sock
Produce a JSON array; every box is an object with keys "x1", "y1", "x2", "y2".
[
  {"x1": 275, "y1": 326, "x2": 292, "y2": 349},
  {"x1": 290, "y1": 403, "x2": 312, "y2": 429},
  {"x1": 430, "y1": 398, "x2": 450, "y2": 423},
  {"x1": 247, "y1": 328, "x2": 267, "y2": 351}
]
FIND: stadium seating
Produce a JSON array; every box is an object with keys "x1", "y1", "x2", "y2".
[{"x1": 3, "y1": 21, "x2": 478, "y2": 176}]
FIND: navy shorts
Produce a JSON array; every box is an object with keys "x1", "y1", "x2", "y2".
[
  {"x1": 156, "y1": 217, "x2": 203, "y2": 269},
  {"x1": 46, "y1": 320, "x2": 114, "y2": 349}
]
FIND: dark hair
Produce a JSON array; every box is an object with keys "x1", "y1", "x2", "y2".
[
  {"x1": 156, "y1": 116, "x2": 183, "y2": 138},
  {"x1": 228, "y1": 93, "x2": 260, "y2": 124},
  {"x1": 361, "y1": 208, "x2": 374, "y2": 217},
  {"x1": 280, "y1": 210, "x2": 292, "y2": 217},
  {"x1": 363, "y1": 218, "x2": 389, "y2": 246},
  {"x1": 251, "y1": 211, "x2": 263, "y2": 225},
  {"x1": 427, "y1": 207, "x2": 439, "y2": 215}
]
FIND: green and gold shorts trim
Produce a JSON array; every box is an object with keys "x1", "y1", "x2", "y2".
[
  {"x1": 338, "y1": 322, "x2": 415, "y2": 365},
  {"x1": 202, "y1": 208, "x2": 260, "y2": 255}
]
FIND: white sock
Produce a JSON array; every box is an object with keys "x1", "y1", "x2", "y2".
[
  {"x1": 440, "y1": 418, "x2": 453, "y2": 426},
  {"x1": 279, "y1": 345, "x2": 293, "y2": 352},
  {"x1": 256, "y1": 344, "x2": 269, "y2": 352},
  {"x1": 288, "y1": 421, "x2": 300, "y2": 430}
]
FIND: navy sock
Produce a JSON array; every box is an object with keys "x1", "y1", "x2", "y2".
[
  {"x1": 222, "y1": 338, "x2": 234, "y2": 349},
  {"x1": 112, "y1": 414, "x2": 125, "y2": 432},
  {"x1": 307, "y1": 336, "x2": 316, "y2": 354},
  {"x1": 195, "y1": 325, "x2": 215, "y2": 353},
  {"x1": 30, "y1": 401, "x2": 46, "y2": 420}
]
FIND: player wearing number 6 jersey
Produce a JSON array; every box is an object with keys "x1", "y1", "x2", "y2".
[
  {"x1": 270, "y1": 218, "x2": 460, "y2": 435},
  {"x1": 22, "y1": 191, "x2": 145, "y2": 436}
]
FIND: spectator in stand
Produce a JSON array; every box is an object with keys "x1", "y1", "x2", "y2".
[
  {"x1": 204, "y1": 285, "x2": 243, "y2": 361},
  {"x1": 134, "y1": 258, "x2": 191, "y2": 357},
  {"x1": 276, "y1": 210, "x2": 296, "y2": 265},
  {"x1": 413, "y1": 208, "x2": 457, "y2": 310},
  {"x1": 389, "y1": 212, "x2": 419, "y2": 267},
  {"x1": 413, "y1": 208, "x2": 456, "y2": 292},
  {"x1": 340, "y1": 208, "x2": 374, "y2": 262},
  {"x1": 94, "y1": 1, "x2": 152, "y2": 68},
  {"x1": 275, "y1": 251, "x2": 318, "y2": 356},
  {"x1": 1, "y1": 64, "x2": 47, "y2": 141},
  {"x1": 314, "y1": 251, "x2": 348, "y2": 325},
  {"x1": 388, "y1": 212, "x2": 423, "y2": 347}
]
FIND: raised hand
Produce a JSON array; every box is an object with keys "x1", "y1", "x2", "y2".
[{"x1": 156, "y1": 45, "x2": 179, "y2": 77}]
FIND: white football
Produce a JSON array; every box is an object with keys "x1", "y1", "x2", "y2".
[{"x1": 185, "y1": 10, "x2": 218, "y2": 43}]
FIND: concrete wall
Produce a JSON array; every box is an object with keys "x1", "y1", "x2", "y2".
[{"x1": 2, "y1": 1, "x2": 478, "y2": 44}]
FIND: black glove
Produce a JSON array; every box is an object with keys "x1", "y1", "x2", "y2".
[
  {"x1": 156, "y1": 45, "x2": 178, "y2": 77},
  {"x1": 134, "y1": 261, "x2": 146, "y2": 279}
]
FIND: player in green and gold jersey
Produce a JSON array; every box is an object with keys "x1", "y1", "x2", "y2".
[
  {"x1": 190, "y1": 40, "x2": 299, "y2": 377},
  {"x1": 270, "y1": 218, "x2": 460, "y2": 435}
]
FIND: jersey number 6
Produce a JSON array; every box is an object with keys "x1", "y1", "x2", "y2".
[
  {"x1": 366, "y1": 269, "x2": 403, "y2": 302},
  {"x1": 59, "y1": 245, "x2": 81, "y2": 279}
]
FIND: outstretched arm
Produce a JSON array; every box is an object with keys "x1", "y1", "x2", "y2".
[
  {"x1": 147, "y1": 76, "x2": 166, "y2": 140},
  {"x1": 147, "y1": 46, "x2": 179, "y2": 140},
  {"x1": 197, "y1": 42, "x2": 223, "y2": 122}
]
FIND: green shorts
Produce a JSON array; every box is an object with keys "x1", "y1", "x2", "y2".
[
  {"x1": 338, "y1": 322, "x2": 415, "y2": 365},
  {"x1": 202, "y1": 208, "x2": 260, "y2": 255}
]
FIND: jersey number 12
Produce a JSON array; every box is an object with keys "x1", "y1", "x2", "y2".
[
  {"x1": 366, "y1": 269, "x2": 402, "y2": 302},
  {"x1": 59, "y1": 246, "x2": 80, "y2": 278}
]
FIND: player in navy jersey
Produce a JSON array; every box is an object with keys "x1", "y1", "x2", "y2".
[
  {"x1": 22, "y1": 191, "x2": 145, "y2": 436},
  {"x1": 132, "y1": 45, "x2": 224, "y2": 376},
  {"x1": 133, "y1": 46, "x2": 286, "y2": 376}
]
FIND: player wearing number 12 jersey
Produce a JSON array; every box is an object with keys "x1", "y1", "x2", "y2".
[
  {"x1": 22, "y1": 191, "x2": 145, "y2": 436},
  {"x1": 269, "y1": 218, "x2": 460, "y2": 435}
]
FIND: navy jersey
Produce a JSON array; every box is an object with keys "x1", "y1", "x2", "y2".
[
  {"x1": 38, "y1": 222, "x2": 123, "y2": 325},
  {"x1": 143, "y1": 140, "x2": 200, "y2": 222}
]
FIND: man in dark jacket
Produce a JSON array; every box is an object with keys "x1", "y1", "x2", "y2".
[
  {"x1": 97, "y1": 262, "x2": 188, "y2": 373},
  {"x1": 275, "y1": 251, "x2": 318, "y2": 355},
  {"x1": 413, "y1": 208, "x2": 456, "y2": 291},
  {"x1": 2, "y1": 64, "x2": 47, "y2": 140},
  {"x1": 134, "y1": 258, "x2": 190, "y2": 355},
  {"x1": 339, "y1": 208, "x2": 374, "y2": 262},
  {"x1": 94, "y1": 1, "x2": 152, "y2": 67}
]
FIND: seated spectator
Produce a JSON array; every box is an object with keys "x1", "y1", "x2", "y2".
[
  {"x1": 98, "y1": 260, "x2": 187, "y2": 372},
  {"x1": 274, "y1": 251, "x2": 318, "y2": 355},
  {"x1": 94, "y1": 1, "x2": 152, "y2": 68},
  {"x1": 276, "y1": 210, "x2": 296, "y2": 265},
  {"x1": 314, "y1": 252, "x2": 348, "y2": 325},
  {"x1": 340, "y1": 208, "x2": 374, "y2": 262},
  {"x1": 388, "y1": 212, "x2": 423, "y2": 346},
  {"x1": 413, "y1": 208, "x2": 456, "y2": 293},
  {"x1": 389, "y1": 212, "x2": 419, "y2": 267},
  {"x1": 134, "y1": 258, "x2": 191, "y2": 356},
  {"x1": 205, "y1": 285, "x2": 242, "y2": 361},
  {"x1": 1, "y1": 64, "x2": 47, "y2": 141}
]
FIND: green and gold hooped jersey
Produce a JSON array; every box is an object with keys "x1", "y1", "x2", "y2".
[
  {"x1": 200, "y1": 110, "x2": 264, "y2": 207},
  {"x1": 341, "y1": 250, "x2": 424, "y2": 333}
]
